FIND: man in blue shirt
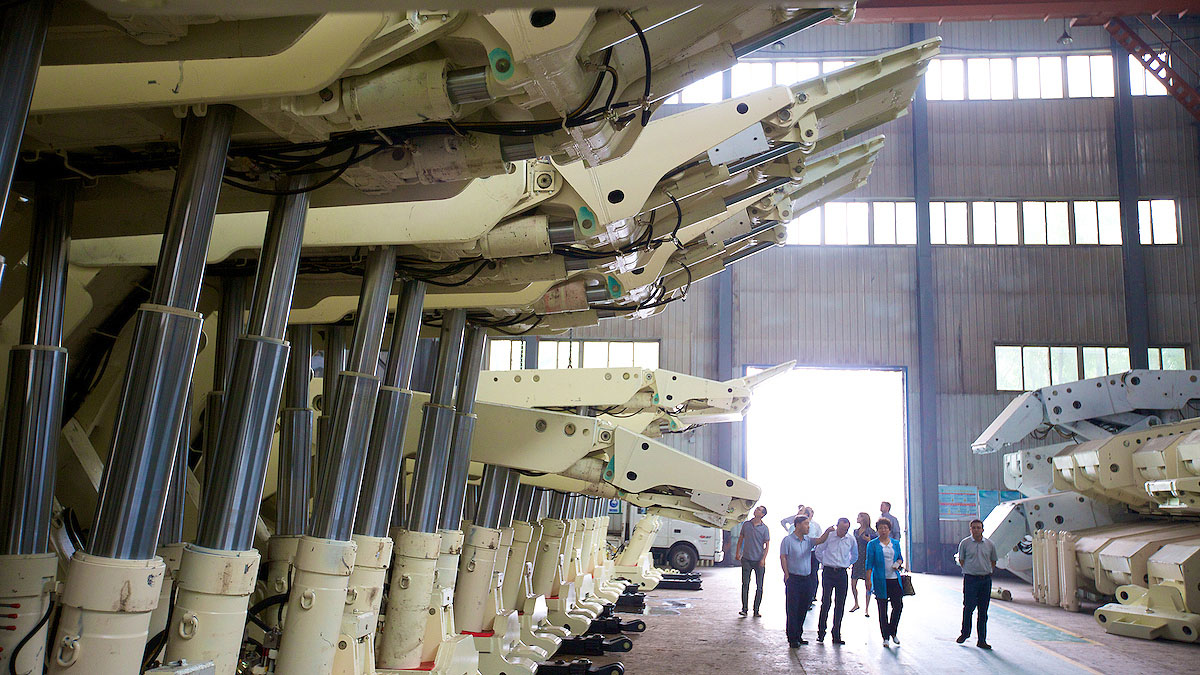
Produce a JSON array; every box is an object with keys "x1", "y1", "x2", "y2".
[
  {"x1": 736, "y1": 505, "x2": 771, "y2": 617},
  {"x1": 780, "y1": 516, "x2": 834, "y2": 647}
]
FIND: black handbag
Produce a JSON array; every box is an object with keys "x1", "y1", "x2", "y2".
[{"x1": 900, "y1": 573, "x2": 916, "y2": 596}]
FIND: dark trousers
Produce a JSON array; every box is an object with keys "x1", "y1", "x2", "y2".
[
  {"x1": 875, "y1": 578, "x2": 903, "y2": 639},
  {"x1": 808, "y1": 552, "x2": 820, "y2": 600},
  {"x1": 741, "y1": 559, "x2": 765, "y2": 612},
  {"x1": 784, "y1": 574, "x2": 813, "y2": 643},
  {"x1": 961, "y1": 574, "x2": 992, "y2": 642},
  {"x1": 818, "y1": 567, "x2": 849, "y2": 639}
]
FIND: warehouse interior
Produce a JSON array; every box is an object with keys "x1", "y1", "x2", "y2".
[{"x1": 1, "y1": 1, "x2": 1200, "y2": 674}]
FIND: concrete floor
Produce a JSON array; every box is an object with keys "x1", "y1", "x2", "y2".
[{"x1": 590, "y1": 566, "x2": 1198, "y2": 674}]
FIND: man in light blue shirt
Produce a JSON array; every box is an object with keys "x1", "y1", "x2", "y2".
[
  {"x1": 880, "y1": 501, "x2": 901, "y2": 541},
  {"x1": 779, "y1": 516, "x2": 834, "y2": 647}
]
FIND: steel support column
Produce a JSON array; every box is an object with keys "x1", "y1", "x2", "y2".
[
  {"x1": 0, "y1": 177, "x2": 73, "y2": 555},
  {"x1": 909, "y1": 22, "x2": 942, "y2": 574},
  {"x1": 0, "y1": 0, "x2": 53, "y2": 289},
  {"x1": 1112, "y1": 33, "x2": 1150, "y2": 370}
]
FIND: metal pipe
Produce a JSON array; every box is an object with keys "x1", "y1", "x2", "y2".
[
  {"x1": 548, "y1": 491, "x2": 568, "y2": 520},
  {"x1": 307, "y1": 247, "x2": 396, "y2": 541},
  {"x1": 475, "y1": 466, "x2": 510, "y2": 530},
  {"x1": 0, "y1": 178, "x2": 72, "y2": 555},
  {"x1": 499, "y1": 136, "x2": 537, "y2": 163},
  {"x1": 437, "y1": 325, "x2": 486, "y2": 530},
  {"x1": 354, "y1": 279, "x2": 427, "y2": 538},
  {"x1": 722, "y1": 176, "x2": 790, "y2": 208},
  {"x1": 88, "y1": 105, "x2": 234, "y2": 561},
  {"x1": 498, "y1": 470, "x2": 520, "y2": 528},
  {"x1": 277, "y1": 324, "x2": 313, "y2": 536},
  {"x1": 404, "y1": 309, "x2": 467, "y2": 533},
  {"x1": 0, "y1": 0, "x2": 53, "y2": 288},
  {"x1": 731, "y1": 8, "x2": 835, "y2": 58},
  {"x1": 195, "y1": 177, "x2": 310, "y2": 551},
  {"x1": 725, "y1": 142, "x2": 801, "y2": 175},
  {"x1": 531, "y1": 488, "x2": 547, "y2": 521},
  {"x1": 724, "y1": 220, "x2": 781, "y2": 248},
  {"x1": 723, "y1": 241, "x2": 776, "y2": 267}
]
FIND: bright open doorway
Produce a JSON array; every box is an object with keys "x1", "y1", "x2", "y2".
[{"x1": 745, "y1": 366, "x2": 908, "y2": 557}]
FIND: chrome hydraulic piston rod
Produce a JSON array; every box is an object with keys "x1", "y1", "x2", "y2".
[
  {"x1": 275, "y1": 246, "x2": 395, "y2": 675},
  {"x1": 317, "y1": 324, "x2": 350, "y2": 461},
  {"x1": 264, "y1": 324, "x2": 313, "y2": 623},
  {"x1": 404, "y1": 309, "x2": 468, "y2": 534},
  {"x1": 49, "y1": 105, "x2": 235, "y2": 675},
  {"x1": 438, "y1": 325, "x2": 488, "y2": 532},
  {"x1": 203, "y1": 276, "x2": 245, "y2": 500},
  {"x1": 0, "y1": 177, "x2": 72, "y2": 675},
  {"x1": 353, "y1": 279, "x2": 428, "y2": 539},
  {"x1": 455, "y1": 465, "x2": 512, "y2": 632},
  {"x1": 378, "y1": 310, "x2": 467, "y2": 670},
  {"x1": 277, "y1": 324, "x2": 313, "y2": 538},
  {"x1": 0, "y1": 0, "x2": 53, "y2": 288},
  {"x1": 341, "y1": 280, "x2": 427, "y2": 656},
  {"x1": 167, "y1": 176, "x2": 312, "y2": 673}
]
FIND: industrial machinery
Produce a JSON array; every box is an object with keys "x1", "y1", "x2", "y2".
[
  {"x1": 0, "y1": 1, "x2": 938, "y2": 673},
  {"x1": 975, "y1": 369, "x2": 1200, "y2": 642}
]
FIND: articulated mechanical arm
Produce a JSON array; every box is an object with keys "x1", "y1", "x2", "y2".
[
  {"x1": 400, "y1": 394, "x2": 761, "y2": 528},
  {"x1": 476, "y1": 362, "x2": 793, "y2": 436},
  {"x1": 973, "y1": 370, "x2": 1200, "y2": 584},
  {"x1": 65, "y1": 39, "x2": 935, "y2": 335}
]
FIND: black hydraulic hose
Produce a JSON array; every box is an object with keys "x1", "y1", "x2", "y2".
[
  {"x1": 624, "y1": 12, "x2": 653, "y2": 127},
  {"x1": 10, "y1": 595, "x2": 55, "y2": 675}
]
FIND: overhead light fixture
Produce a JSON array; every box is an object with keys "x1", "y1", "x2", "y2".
[
  {"x1": 771, "y1": 40, "x2": 785, "y2": 51},
  {"x1": 1058, "y1": 18, "x2": 1073, "y2": 46}
]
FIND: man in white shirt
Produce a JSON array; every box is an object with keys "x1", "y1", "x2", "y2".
[{"x1": 815, "y1": 517, "x2": 858, "y2": 644}]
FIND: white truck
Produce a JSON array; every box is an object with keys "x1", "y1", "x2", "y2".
[{"x1": 606, "y1": 501, "x2": 724, "y2": 573}]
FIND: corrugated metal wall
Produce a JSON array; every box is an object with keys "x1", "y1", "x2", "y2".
[{"x1": 564, "y1": 18, "x2": 1200, "y2": 552}]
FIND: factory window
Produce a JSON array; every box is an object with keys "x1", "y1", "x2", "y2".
[
  {"x1": 731, "y1": 61, "x2": 773, "y2": 97},
  {"x1": 488, "y1": 338, "x2": 526, "y2": 370},
  {"x1": 966, "y1": 57, "x2": 1015, "y2": 100},
  {"x1": 931, "y1": 199, "x2": 1175, "y2": 246},
  {"x1": 680, "y1": 71, "x2": 724, "y2": 104},
  {"x1": 1128, "y1": 54, "x2": 1171, "y2": 96},
  {"x1": 786, "y1": 201, "x2": 880, "y2": 245},
  {"x1": 1138, "y1": 199, "x2": 1178, "y2": 245},
  {"x1": 1065, "y1": 54, "x2": 1115, "y2": 98},
  {"x1": 487, "y1": 339, "x2": 658, "y2": 370},
  {"x1": 872, "y1": 202, "x2": 918, "y2": 245},
  {"x1": 537, "y1": 340, "x2": 582, "y2": 369},
  {"x1": 1016, "y1": 56, "x2": 1065, "y2": 99},
  {"x1": 1148, "y1": 347, "x2": 1188, "y2": 371},
  {"x1": 1072, "y1": 201, "x2": 1123, "y2": 245},
  {"x1": 925, "y1": 58, "x2": 966, "y2": 100},
  {"x1": 996, "y1": 345, "x2": 1186, "y2": 391}
]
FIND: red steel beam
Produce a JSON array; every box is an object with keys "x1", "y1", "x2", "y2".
[{"x1": 852, "y1": 1, "x2": 1200, "y2": 24}]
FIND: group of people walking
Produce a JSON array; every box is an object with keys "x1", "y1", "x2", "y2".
[{"x1": 734, "y1": 501, "x2": 998, "y2": 651}]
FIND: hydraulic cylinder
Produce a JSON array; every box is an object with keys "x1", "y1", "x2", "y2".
[
  {"x1": 167, "y1": 176, "x2": 311, "y2": 674},
  {"x1": 378, "y1": 311, "x2": 466, "y2": 670},
  {"x1": 0, "y1": 0, "x2": 53, "y2": 287},
  {"x1": 277, "y1": 247, "x2": 395, "y2": 672},
  {"x1": 50, "y1": 105, "x2": 234, "y2": 675}
]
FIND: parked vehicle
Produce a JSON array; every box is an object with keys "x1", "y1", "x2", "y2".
[{"x1": 606, "y1": 501, "x2": 723, "y2": 573}]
